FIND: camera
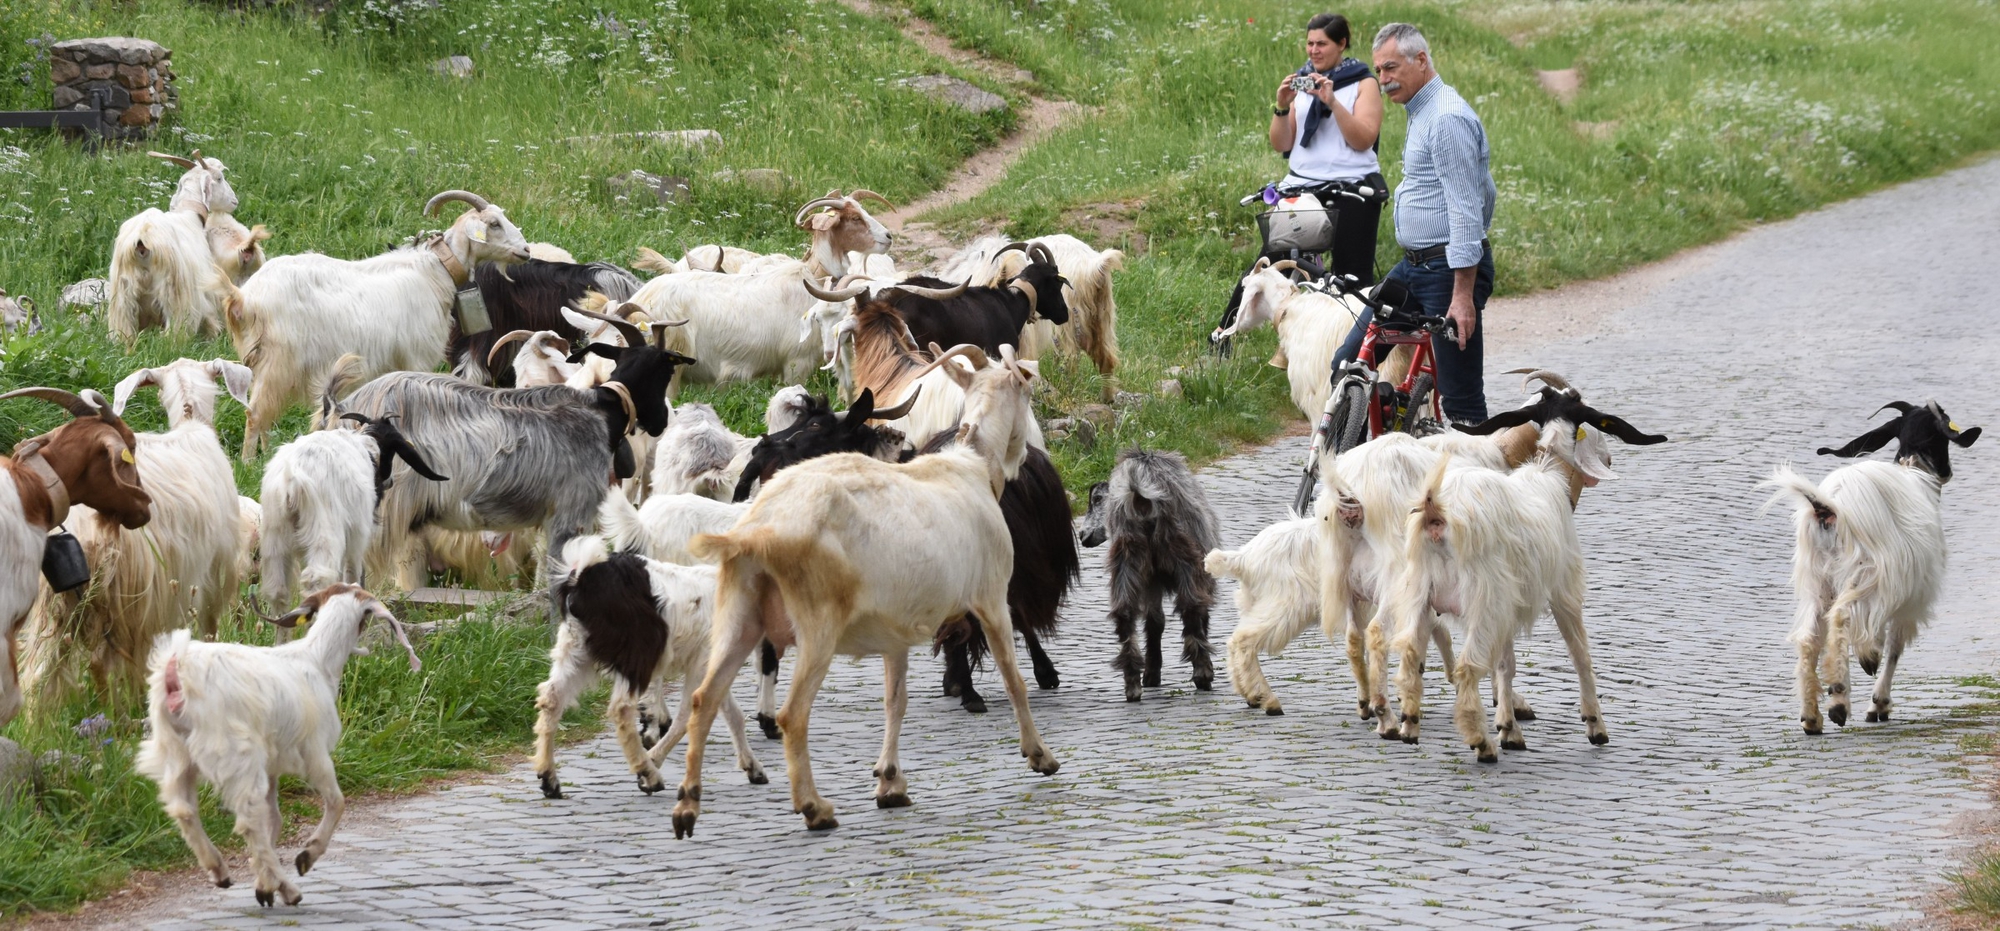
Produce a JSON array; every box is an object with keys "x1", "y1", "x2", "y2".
[{"x1": 1289, "y1": 75, "x2": 1318, "y2": 94}]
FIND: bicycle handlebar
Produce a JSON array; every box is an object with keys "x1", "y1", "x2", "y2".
[{"x1": 1240, "y1": 180, "x2": 1388, "y2": 208}]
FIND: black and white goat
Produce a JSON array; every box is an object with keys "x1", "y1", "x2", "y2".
[
  {"x1": 1079, "y1": 449, "x2": 1221, "y2": 702},
  {"x1": 1766, "y1": 401, "x2": 1980, "y2": 733},
  {"x1": 1388, "y1": 382, "x2": 1667, "y2": 761},
  {"x1": 533, "y1": 537, "x2": 766, "y2": 799},
  {"x1": 460, "y1": 258, "x2": 643, "y2": 385},
  {"x1": 332, "y1": 310, "x2": 695, "y2": 608},
  {"x1": 810, "y1": 242, "x2": 1072, "y2": 361}
]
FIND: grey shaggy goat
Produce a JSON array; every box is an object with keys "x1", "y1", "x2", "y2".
[{"x1": 1079, "y1": 449, "x2": 1220, "y2": 701}]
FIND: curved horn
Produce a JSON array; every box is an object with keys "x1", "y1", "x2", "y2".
[
  {"x1": 1251, "y1": 256, "x2": 1273, "y2": 274},
  {"x1": 1873, "y1": 401, "x2": 1917, "y2": 418},
  {"x1": 996, "y1": 241, "x2": 1032, "y2": 257},
  {"x1": 802, "y1": 278, "x2": 870, "y2": 303},
  {"x1": 892, "y1": 279, "x2": 968, "y2": 301},
  {"x1": 567, "y1": 306, "x2": 644, "y2": 348},
  {"x1": 338, "y1": 411, "x2": 376, "y2": 427},
  {"x1": 912, "y1": 342, "x2": 990, "y2": 381},
  {"x1": 613, "y1": 302, "x2": 650, "y2": 322},
  {"x1": 1028, "y1": 243, "x2": 1056, "y2": 267},
  {"x1": 486, "y1": 330, "x2": 535, "y2": 371},
  {"x1": 1269, "y1": 259, "x2": 1301, "y2": 276},
  {"x1": 792, "y1": 197, "x2": 847, "y2": 227},
  {"x1": 847, "y1": 189, "x2": 896, "y2": 211},
  {"x1": 0, "y1": 386, "x2": 98, "y2": 418},
  {"x1": 424, "y1": 190, "x2": 491, "y2": 217},
  {"x1": 867, "y1": 385, "x2": 922, "y2": 422},
  {"x1": 1505, "y1": 367, "x2": 1575, "y2": 395},
  {"x1": 147, "y1": 150, "x2": 197, "y2": 170}
]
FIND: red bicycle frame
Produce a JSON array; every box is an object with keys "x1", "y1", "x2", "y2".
[{"x1": 1352, "y1": 322, "x2": 1443, "y2": 438}]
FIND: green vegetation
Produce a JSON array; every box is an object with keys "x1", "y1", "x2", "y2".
[{"x1": 3, "y1": 0, "x2": 2000, "y2": 916}]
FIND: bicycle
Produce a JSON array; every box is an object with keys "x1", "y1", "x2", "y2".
[
  {"x1": 1288, "y1": 272, "x2": 1458, "y2": 514},
  {"x1": 1212, "y1": 178, "x2": 1386, "y2": 357}
]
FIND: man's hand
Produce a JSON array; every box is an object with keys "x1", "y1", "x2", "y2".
[
  {"x1": 1275, "y1": 75, "x2": 1299, "y2": 109},
  {"x1": 1448, "y1": 265, "x2": 1478, "y2": 349}
]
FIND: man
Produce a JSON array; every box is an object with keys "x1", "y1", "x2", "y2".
[{"x1": 1333, "y1": 21, "x2": 1497, "y2": 424}]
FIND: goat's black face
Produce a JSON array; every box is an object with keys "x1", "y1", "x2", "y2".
[
  {"x1": 1819, "y1": 400, "x2": 1980, "y2": 482},
  {"x1": 1018, "y1": 261, "x2": 1073, "y2": 325},
  {"x1": 1454, "y1": 387, "x2": 1668, "y2": 446},
  {"x1": 730, "y1": 390, "x2": 897, "y2": 502},
  {"x1": 604, "y1": 346, "x2": 698, "y2": 436},
  {"x1": 1078, "y1": 481, "x2": 1110, "y2": 548}
]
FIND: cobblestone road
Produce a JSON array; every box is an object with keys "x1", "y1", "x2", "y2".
[{"x1": 137, "y1": 162, "x2": 2000, "y2": 930}]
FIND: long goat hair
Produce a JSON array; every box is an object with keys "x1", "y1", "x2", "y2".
[{"x1": 1079, "y1": 448, "x2": 1220, "y2": 702}]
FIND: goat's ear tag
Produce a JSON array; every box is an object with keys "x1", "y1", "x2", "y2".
[
  {"x1": 1950, "y1": 421, "x2": 1962, "y2": 432},
  {"x1": 471, "y1": 226, "x2": 487, "y2": 243},
  {"x1": 1574, "y1": 425, "x2": 1587, "y2": 442},
  {"x1": 120, "y1": 448, "x2": 135, "y2": 464}
]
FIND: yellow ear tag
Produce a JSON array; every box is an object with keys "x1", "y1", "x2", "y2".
[
  {"x1": 1950, "y1": 421, "x2": 1962, "y2": 432},
  {"x1": 471, "y1": 226, "x2": 488, "y2": 243},
  {"x1": 1574, "y1": 425, "x2": 1587, "y2": 442},
  {"x1": 120, "y1": 448, "x2": 135, "y2": 464}
]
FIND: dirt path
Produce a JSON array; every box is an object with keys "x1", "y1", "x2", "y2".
[{"x1": 833, "y1": 0, "x2": 1095, "y2": 264}]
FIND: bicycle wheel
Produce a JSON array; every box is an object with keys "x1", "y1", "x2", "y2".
[
  {"x1": 1329, "y1": 381, "x2": 1371, "y2": 454},
  {"x1": 1405, "y1": 373, "x2": 1445, "y2": 437}
]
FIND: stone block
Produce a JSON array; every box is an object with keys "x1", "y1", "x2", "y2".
[
  {"x1": 48, "y1": 57, "x2": 80, "y2": 84},
  {"x1": 51, "y1": 37, "x2": 167, "y2": 66},
  {"x1": 81, "y1": 81, "x2": 130, "y2": 110},
  {"x1": 85, "y1": 62, "x2": 113, "y2": 80},
  {"x1": 119, "y1": 105, "x2": 153, "y2": 127},
  {"x1": 130, "y1": 86, "x2": 154, "y2": 104},
  {"x1": 52, "y1": 85, "x2": 83, "y2": 108},
  {"x1": 117, "y1": 63, "x2": 150, "y2": 89},
  {"x1": 896, "y1": 74, "x2": 1008, "y2": 114},
  {"x1": 433, "y1": 56, "x2": 474, "y2": 78},
  {"x1": 607, "y1": 169, "x2": 690, "y2": 206}
]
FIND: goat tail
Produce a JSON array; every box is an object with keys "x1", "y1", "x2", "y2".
[
  {"x1": 1404, "y1": 451, "x2": 1454, "y2": 560},
  {"x1": 1203, "y1": 548, "x2": 1242, "y2": 581},
  {"x1": 316, "y1": 353, "x2": 368, "y2": 424},
  {"x1": 633, "y1": 246, "x2": 676, "y2": 275},
  {"x1": 554, "y1": 535, "x2": 611, "y2": 585},
  {"x1": 597, "y1": 492, "x2": 646, "y2": 554},
  {"x1": 1762, "y1": 465, "x2": 1838, "y2": 531}
]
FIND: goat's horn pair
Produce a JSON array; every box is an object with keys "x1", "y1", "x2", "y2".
[
  {"x1": 0, "y1": 386, "x2": 107, "y2": 420},
  {"x1": 793, "y1": 197, "x2": 847, "y2": 227},
  {"x1": 487, "y1": 330, "x2": 568, "y2": 370},
  {"x1": 568, "y1": 306, "x2": 645, "y2": 348},
  {"x1": 1505, "y1": 367, "x2": 1575, "y2": 395},
  {"x1": 1028, "y1": 243, "x2": 1056, "y2": 267},
  {"x1": 647, "y1": 319, "x2": 688, "y2": 350},
  {"x1": 147, "y1": 150, "x2": 197, "y2": 170},
  {"x1": 1269, "y1": 259, "x2": 1302, "y2": 275},
  {"x1": 803, "y1": 278, "x2": 869, "y2": 302},
  {"x1": 866, "y1": 385, "x2": 922, "y2": 422},
  {"x1": 997, "y1": 241, "x2": 1033, "y2": 256},
  {"x1": 892, "y1": 279, "x2": 968, "y2": 301},
  {"x1": 424, "y1": 190, "x2": 492, "y2": 216},
  {"x1": 847, "y1": 189, "x2": 895, "y2": 210}
]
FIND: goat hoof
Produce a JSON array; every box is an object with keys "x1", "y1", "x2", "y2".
[
  {"x1": 1026, "y1": 748, "x2": 1061, "y2": 776},
  {"x1": 1035, "y1": 669, "x2": 1061, "y2": 690},
  {"x1": 285, "y1": 889, "x2": 303, "y2": 907},
  {"x1": 1828, "y1": 705, "x2": 1848, "y2": 727},
  {"x1": 215, "y1": 876, "x2": 232, "y2": 889},
  {"x1": 638, "y1": 774, "x2": 666, "y2": 795},
  {"x1": 1514, "y1": 708, "x2": 1537, "y2": 722},
  {"x1": 1265, "y1": 704, "x2": 1284, "y2": 716},
  {"x1": 1860, "y1": 655, "x2": 1881, "y2": 676},
  {"x1": 1588, "y1": 732, "x2": 1610, "y2": 746},
  {"x1": 295, "y1": 850, "x2": 316, "y2": 876},
  {"x1": 1124, "y1": 684, "x2": 1143, "y2": 702},
  {"x1": 757, "y1": 714, "x2": 781, "y2": 740},
  {"x1": 801, "y1": 801, "x2": 839, "y2": 831},
  {"x1": 1193, "y1": 676, "x2": 1214, "y2": 692},
  {"x1": 1401, "y1": 733, "x2": 1419, "y2": 745},
  {"x1": 1501, "y1": 738, "x2": 1528, "y2": 751},
  {"x1": 1357, "y1": 702, "x2": 1375, "y2": 720},
  {"x1": 1801, "y1": 716, "x2": 1824, "y2": 735},
  {"x1": 747, "y1": 768, "x2": 770, "y2": 785},
  {"x1": 1378, "y1": 727, "x2": 1401, "y2": 741},
  {"x1": 672, "y1": 810, "x2": 697, "y2": 839},
  {"x1": 961, "y1": 695, "x2": 988, "y2": 714},
  {"x1": 256, "y1": 889, "x2": 274, "y2": 908},
  {"x1": 876, "y1": 792, "x2": 912, "y2": 809},
  {"x1": 1142, "y1": 672, "x2": 1162, "y2": 688},
  {"x1": 538, "y1": 772, "x2": 564, "y2": 800},
  {"x1": 1477, "y1": 751, "x2": 1499, "y2": 764}
]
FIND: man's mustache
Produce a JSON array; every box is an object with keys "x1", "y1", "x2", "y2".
[{"x1": 1381, "y1": 80, "x2": 1402, "y2": 94}]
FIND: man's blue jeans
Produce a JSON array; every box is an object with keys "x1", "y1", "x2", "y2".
[{"x1": 1332, "y1": 243, "x2": 1494, "y2": 423}]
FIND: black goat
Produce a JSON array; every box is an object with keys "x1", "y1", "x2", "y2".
[
  {"x1": 925, "y1": 432, "x2": 1078, "y2": 713},
  {"x1": 730, "y1": 387, "x2": 918, "y2": 503},
  {"x1": 455, "y1": 258, "x2": 643, "y2": 385},
  {"x1": 1079, "y1": 449, "x2": 1220, "y2": 702},
  {"x1": 810, "y1": 242, "x2": 1071, "y2": 358}
]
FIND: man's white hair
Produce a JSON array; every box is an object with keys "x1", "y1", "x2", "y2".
[{"x1": 1373, "y1": 22, "x2": 1430, "y2": 57}]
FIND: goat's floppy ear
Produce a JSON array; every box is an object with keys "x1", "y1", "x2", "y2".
[
  {"x1": 110, "y1": 367, "x2": 160, "y2": 416},
  {"x1": 845, "y1": 388, "x2": 877, "y2": 423},
  {"x1": 807, "y1": 212, "x2": 839, "y2": 231},
  {"x1": 1817, "y1": 416, "x2": 1903, "y2": 458},
  {"x1": 370, "y1": 416, "x2": 449, "y2": 482},
  {"x1": 1588, "y1": 412, "x2": 1669, "y2": 446},
  {"x1": 364, "y1": 600, "x2": 424, "y2": 672},
  {"x1": 1951, "y1": 426, "x2": 1982, "y2": 447},
  {"x1": 205, "y1": 359, "x2": 253, "y2": 406},
  {"x1": 1452, "y1": 404, "x2": 1546, "y2": 435}
]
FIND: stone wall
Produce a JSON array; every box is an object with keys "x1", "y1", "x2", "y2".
[{"x1": 48, "y1": 38, "x2": 176, "y2": 140}]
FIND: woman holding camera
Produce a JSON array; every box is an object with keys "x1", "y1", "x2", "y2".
[{"x1": 1270, "y1": 12, "x2": 1385, "y2": 285}]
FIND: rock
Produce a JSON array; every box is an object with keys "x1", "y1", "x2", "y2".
[
  {"x1": 36, "y1": 749, "x2": 87, "y2": 784},
  {"x1": 130, "y1": 86, "x2": 154, "y2": 104},
  {"x1": 116, "y1": 63, "x2": 150, "y2": 89},
  {"x1": 0, "y1": 737, "x2": 30, "y2": 798},
  {"x1": 85, "y1": 62, "x2": 113, "y2": 80},
  {"x1": 1043, "y1": 416, "x2": 1098, "y2": 448},
  {"x1": 896, "y1": 74, "x2": 1008, "y2": 114},
  {"x1": 52, "y1": 85, "x2": 82, "y2": 109},
  {"x1": 1076, "y1": 403, "x2": 1118, "y2": 428},
  {"x1": 118, "y1": 105, "x2": 153, "y2": 127},
  {"x1": 48, "y1": 57, "x2": 79, "y2": 84},
  {"x1": 433, "y1": 55, "x2": 474, "y2": 78},
  {"x1": 607, "y1": 169, "x2": 690, "y2": 206},
  {"x1": 1113, "y1": 390, "x2": 1148, "y2": 409},
  {"x1": 1156, "y1": 378, "x2": 1183, "y2": 399},
  {"x1": 51, "y1": 37, "x2": 168, "y2": 67},
  {"x1": 561, "y1": 130, "x2": 722, "y2": 153},
  {"x1": 1165, "y1": 365, "x2": 1185, "y2": 378},
  {"x1": 62, "y1": 279, "x2": 108, "y2": 311}
]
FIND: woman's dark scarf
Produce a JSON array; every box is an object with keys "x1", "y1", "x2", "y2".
[{"x1": 1294, "y1": 57, "x2": 1374, "y2": 149}]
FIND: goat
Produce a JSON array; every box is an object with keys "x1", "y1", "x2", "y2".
[
  {"x1": 232, "y1": 190, "x2": 532, "y2": 460},
  {"x1": 1386, "y1": 380, "x2": 1667, "y2": 760},
  {"x1": 236, "y1": 495, "x2": 262, "y2": 585},
  {"x1": 459, "y1": 258, "x2": 642, "y2": 385},
  {"x1": 332, "y1": 311, "x2": 696, "y2": 609},
  {"x1": 533, "y1": 537, "x2": 767, "y2": 799},
  {"x1": 672, "y1": 344, "x2": 1059, "y2": 836},
  {"x1": 0, "y1": 388, "x2": 151, "y2": 726},
  {"x1": 1766, "y1": 401, "x2": 1980, "y2": 733},
  {"x1": 938, "y1": 233, "x2": 1125, "y2": 385},
  {"x1": 1078, "y1": 449, "x2": 1221, "y2": 702},
  {"x1": 1, "y1": 290, "x2": 39, "y2": 336},
  {"x1": 635, "y1": 244, "x2": 762, "y2": 275},
  {"x1": 1211, "y1": 257, "x2": 1406, "y2": 421},
  {"x1": 650, "y1": 403, "x2": 756, "y2": 502},
  {"x1": 105, "y1": 150, "x2": 264, "y2": 344},
  {"x1": 135, "y1": 584, "x2": 421, "y2": 907},
  {"x1": 817, "y1": 242, "x2": 1071, "y2": 363},
  {"x1": 729, "y1": 388, "x2": 919, "y2": 504},
  {"x1": 259, "y1": 411, "x2": 448, "y2": 611},
  {"x1": 835, "y1": 300, "x2": 1041, "y2": 449},
  {"x1": 482, "y1": 329, "x2": 576, "y2": 388},
  {"x1": 19, "y1": 360, "x2": 247, "y2": 710}
]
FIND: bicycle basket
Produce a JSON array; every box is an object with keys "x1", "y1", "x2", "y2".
[{"x1": 1257, "y1": 194, "x2": 1338, "y2": 254}]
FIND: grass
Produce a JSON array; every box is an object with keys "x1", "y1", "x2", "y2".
[{"x1": 3, "y1": 0, "x2": 2000, "y2": 917}]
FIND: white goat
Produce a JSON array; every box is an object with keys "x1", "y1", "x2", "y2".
[
  {"x1": 532, "y1": 537, "x2": 767, "y2": 799},
  {"x1": 1211, "y1": 258, "x2": 1384, "y2": 421},
  {"x1": 105, "y1": 151, "x2": 267, "y2": 344},
  {"x1": 650, "y1": 403, "x2": 756, "y2": 501},
  {"x1": 232, "y1": 190, "x2": 531, "y2": 460},
  {"x1": 136, "y1": 584, "x2": 422, "y2": 907},
  {"x1": 1766, "y1": 401, "x2": 1980, "y2": 732},
  {"x1": 19, "y1": 360, "x2": 247, "y2": 708},
  {"x1": 236, "y1": 496, "x2": 262, "y2": 584},
  {"x1": 938, "y1": 233, "x2": 1125, "y2": 384},
  {"x1": 671, "y1": 344, "x2": 1059, "y2": 837},
  {"x1": 1383, "y1": 384, "x2": 1667, "y2": 761}
]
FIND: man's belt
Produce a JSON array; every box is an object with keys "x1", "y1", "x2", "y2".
[{"x1": 1403, "y1": 239, "x2": 1489, "y2": 266}]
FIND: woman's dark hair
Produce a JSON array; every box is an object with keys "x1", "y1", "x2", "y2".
[{"x1": 1306, "y1": 13, "x2": 1351, "y2": 47}]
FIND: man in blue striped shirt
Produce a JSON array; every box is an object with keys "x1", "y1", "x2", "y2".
[{"x1": 1333, "y1": 22, "x2": 1497, "y2": 423}]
